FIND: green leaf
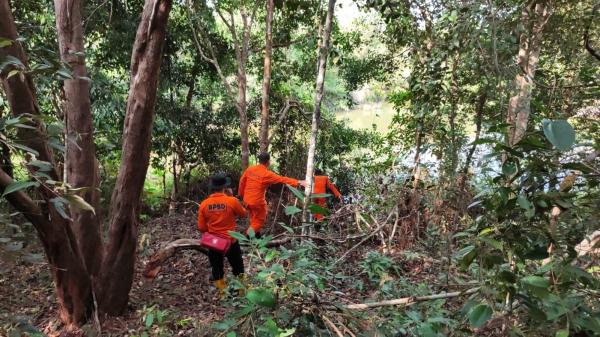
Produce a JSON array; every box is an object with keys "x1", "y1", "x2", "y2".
[
  {"x1": 310, "y1": 193, "x2": 331, "y2": 198},
  {"x1": 279, "y1": 222, "x2": 294, "y2": 233},
  {"x1": 50, "y1": 197, "x2": 71, "y2": 219},
  {"x1": 65, "y1": 194, "x2": 96, "y2": 214},
  {"x1": 226, "y1": 332, "x2": 237, "y2": 337},
  {"x1": 279, "y1": 328, "x2": 296, "y2": 337},
  {"x1": 502, "y1": 162, "x2": 517, "y2": 176},
  {"x1": 246, "y1": 288, "x2": 276, "y2": 308},
  {"x1": 521, "y1": 275, "x2": 550, "y2": 288},
  {"x1": 0, "y1": 37, "x2": 13, "y2": 48},
  {"x1": 227, "y1": 231, "x2": 248, "y2": 242},
  {"x1": 145, "y1": 313, "x2": 154, "y2": 328},
  {"x1": 308, "y1": 203, "x2": 329, "y2": 215},
  {"x1": 286, "y1": 184, "x2": 305, "y2": 202},
  {"x1": 468, "y1": 304, "x2": 492, "y2": 328},
  {"x1": 2, "y1": 180, "x2": 39, "y2": 197},
  {"x1": 555, "y1": 329, "x2": 568, "y2": 337},
  {"x1": 11, "y1": 143, "x2": 39, "y2": 156},
  {"x1": 542, "y1": 119, "x2": 576, "y2": 151},
  {"x1": 284, "y1": 205, "x2": 302, "y2": 216}
]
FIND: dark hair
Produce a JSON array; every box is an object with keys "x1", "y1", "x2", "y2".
[
  {"x1": 258, "y1": 152, "x2": 270, "y2": 164},
  {"x1": 315, "y1": 168, "x2": 324, "y2": 175}
]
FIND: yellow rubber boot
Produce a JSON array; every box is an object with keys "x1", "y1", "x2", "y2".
[
  {"x1": 237, "y1": 274, "x2": 249, "y2": 297},
  {"x1": 215, "y1": 279, "x2": 226, "y2": 299}
]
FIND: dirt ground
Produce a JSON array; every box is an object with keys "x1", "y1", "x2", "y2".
[{"x1": 0, "y1": 214, "x2": 235, "y2": 337}]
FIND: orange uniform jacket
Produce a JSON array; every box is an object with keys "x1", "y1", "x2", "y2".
[
  {"x1": 313, "y1": 175, "x2": 341, "y2": 199},
  {"x1": 197, "y1": 193, "x2": 247, "y2": 239},
  {"x1": 238, "y1": 164, "x2": 299, "y2": 206}
]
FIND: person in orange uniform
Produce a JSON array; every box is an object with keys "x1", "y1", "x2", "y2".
[
  {"x1": 312, "y1": 169, "x2": 342, "y2": 220},
  {"x1": 238, "y1": 152, "x2": 305, "y2": 236},
  {"x1": 198, "y1": 173, "x2": 248, "y2": 294}
]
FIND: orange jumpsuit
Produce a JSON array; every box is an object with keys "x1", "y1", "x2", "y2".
[
  {"x1": 238, "y1": 164, "x2": 299, "y2": 232},
  {"x1": 312, "y1": 175, "x2": 341, "y2": 220},
  {"x1": 197, "y1": 192, "x2": 248, "y2": 239}
]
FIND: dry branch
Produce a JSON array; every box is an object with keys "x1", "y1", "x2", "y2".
[
  {"x1": 342, "y1": 287, "x2": 479, "y2": 310},
  {"x1": 143, "y1": 236, "x2": 293, "y2": 279}
]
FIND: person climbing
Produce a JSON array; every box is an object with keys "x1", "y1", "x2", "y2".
[
  {"x1": 238, "y1": 152, "x2": 305, "y2": 236},
  {"x1": 197, "y1": 173, "x2": 248, "y2": 297},
  {"x1": 311, "y1": 168, "x2": 342, "y2": 221}
]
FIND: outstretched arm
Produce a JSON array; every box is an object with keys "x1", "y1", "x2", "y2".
[
  {"x1": 232, "y1": 198, "x2": 248, "y2": 218},
  {"x1": 264, "y1": 170, "x2": 299, "y2": 186}
]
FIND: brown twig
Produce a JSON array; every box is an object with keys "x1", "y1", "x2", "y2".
[{"x1": 342, "y1": 287, "x2": 479, "y2": 310}]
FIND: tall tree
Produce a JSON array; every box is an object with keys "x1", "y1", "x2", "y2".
[
  {"x1": 188, "y1": 0, "x2": 259, "y2": 169},
  {"x1": 259, "y1": 0, "x2": 274, "y2": 153},
  {"x1": 506, "y1": 0, "x2": 552, "y2": 146},
  {"x1": 98, "y1": 0, "x2": 173, "y2": 314},
  {"x1": 303, "y1": 0, "x2": 336, "y2": 220},
  {"x1": 54, "y1": 0, "x2": 103, "y2": 278},
  {"x1": 0, "y1": 0, "x2": 173, "y2": 325}
]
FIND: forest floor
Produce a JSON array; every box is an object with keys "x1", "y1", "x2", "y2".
[
  {"x1": 0, "y1": 212, "x2": 497, "y2": 337},
  {"x1": 1, "y1": 214, "x2": 225, "y2": 337}
]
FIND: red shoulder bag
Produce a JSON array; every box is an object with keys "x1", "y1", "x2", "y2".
[{"x1": 200, "y1": 233, "x2": 232, "y2": 254}]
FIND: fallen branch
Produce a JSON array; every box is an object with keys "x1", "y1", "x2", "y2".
[
  {"x1": 342, "y1": 287, "x2": 479, "y2": 310},
  {"x1": 143, "y1": 236, "x2": 294, "y2": 279}
]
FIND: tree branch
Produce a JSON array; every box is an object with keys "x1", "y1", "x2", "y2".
[
  {"x1": 143, "y1": 237, "x2": 294, "y2": 279},
  {"x1": 584, "y1": 2, "x2": 600, "y2": 61},
  {"x1": 342, "y1": 287, "x2": 480, "y2": 310}
]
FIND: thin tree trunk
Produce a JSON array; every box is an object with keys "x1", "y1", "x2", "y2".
[
  {"x1": 54, "y1": 0, "x2": 103, "y2": 278},
  {"x1": 463, "y1": 91, "x2": 487, "y2": 174},
  {"x1": 506, "y1": 0, "x2": 551, "y2": 146},
  {"x1": 99, "y1": 0, "x2": 172, "y2": 315},
  {"x1": 259, "y1": 0, "x2": 274, "y2": 153},
  {"x1": 185, "y1": 77, "x2": 195, "y2": 109},
  {"x1": 0, "y1": 0, "x2": 92, "y2": 326},
  {"x1": 238, "y1": 66, "x2": 250, "y2": 169},
  {"x1": 303, "y1": 0, "x2": 336, "y2": 222},
  {"x1": 412, "y1": 127, "x2": 422, "y2": 190}
]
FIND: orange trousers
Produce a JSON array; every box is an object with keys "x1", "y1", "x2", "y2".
[{"x1": 246, "y1": 203, "x2": 268, "y2": 233}]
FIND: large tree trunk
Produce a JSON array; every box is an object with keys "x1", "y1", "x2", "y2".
[
  {"x1": 259, "y1": 0, "x2": 274, "y2": 153},
  {"x1": 506, "y1": 0, "x2": 551, "y2": 146},
  {"x1": 303, "y1": 0, "x2": 336, "y2": 220},
  {"x1": 54, "y1": 0, "x2": 103, "y2": 278},
  {"x1": 98, "y1": 0, "x2": 172, "y2": 315},
  {"x1": 1, "y1": 0, "x2": 93, "y2": 327}
]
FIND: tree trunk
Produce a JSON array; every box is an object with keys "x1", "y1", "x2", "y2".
[
  {"x1": 238, "y1": 67, "x2": 250, "y2": 169},
  {"x1": 54, "y1": 0, "x2": 103, "y2": 278},
  {"x1": 463, "y1": 91, "x2": 487, "y2": 174},
  {"x1": 412, "y1": 127, "x2": 422, "y2": 190},
  {"x1": 99, "y1": 0, "x2": 172, "y2": 315},
  {"x1": 0, "y1": 0, "x2": 59, "y2": 179},
  {"x1": 303, "y1": 0, "x2": 336, "y2": 220},
  {"x1": 506, "y1": 0, "x2": 551, "y2": 146},
  {"x1": 1, "y1": 0, "x2": 93, "y2": 327},
  {"x1": 259, "y1": 0, "x2": 274, "y2": 153}
]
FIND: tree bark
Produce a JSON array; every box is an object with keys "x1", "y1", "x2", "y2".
[
  {"x1": 0, "y1": 0, "x2": 59, "y2": 179},
  {"x1": 1, "y1": 0, "x2": 93, "y2": 327},
  {"x1": 99, "y1": 0, "x2": 172, "y2": 315},
  {"x1": 259, "y1": 0, "x2": 274, "y2": 153},
  {"x1": 54, "y1": 0, "x2": 103, "y2": 278},
  {"x1": 506, "y1": 0, "x2": 551, "y2": 146},
  {"x1": 462, "y1": 91, "x2": 487, "y2": 174},
  {"x1": 303, "y1": 0, "x2": 336, "y2": 220}
]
